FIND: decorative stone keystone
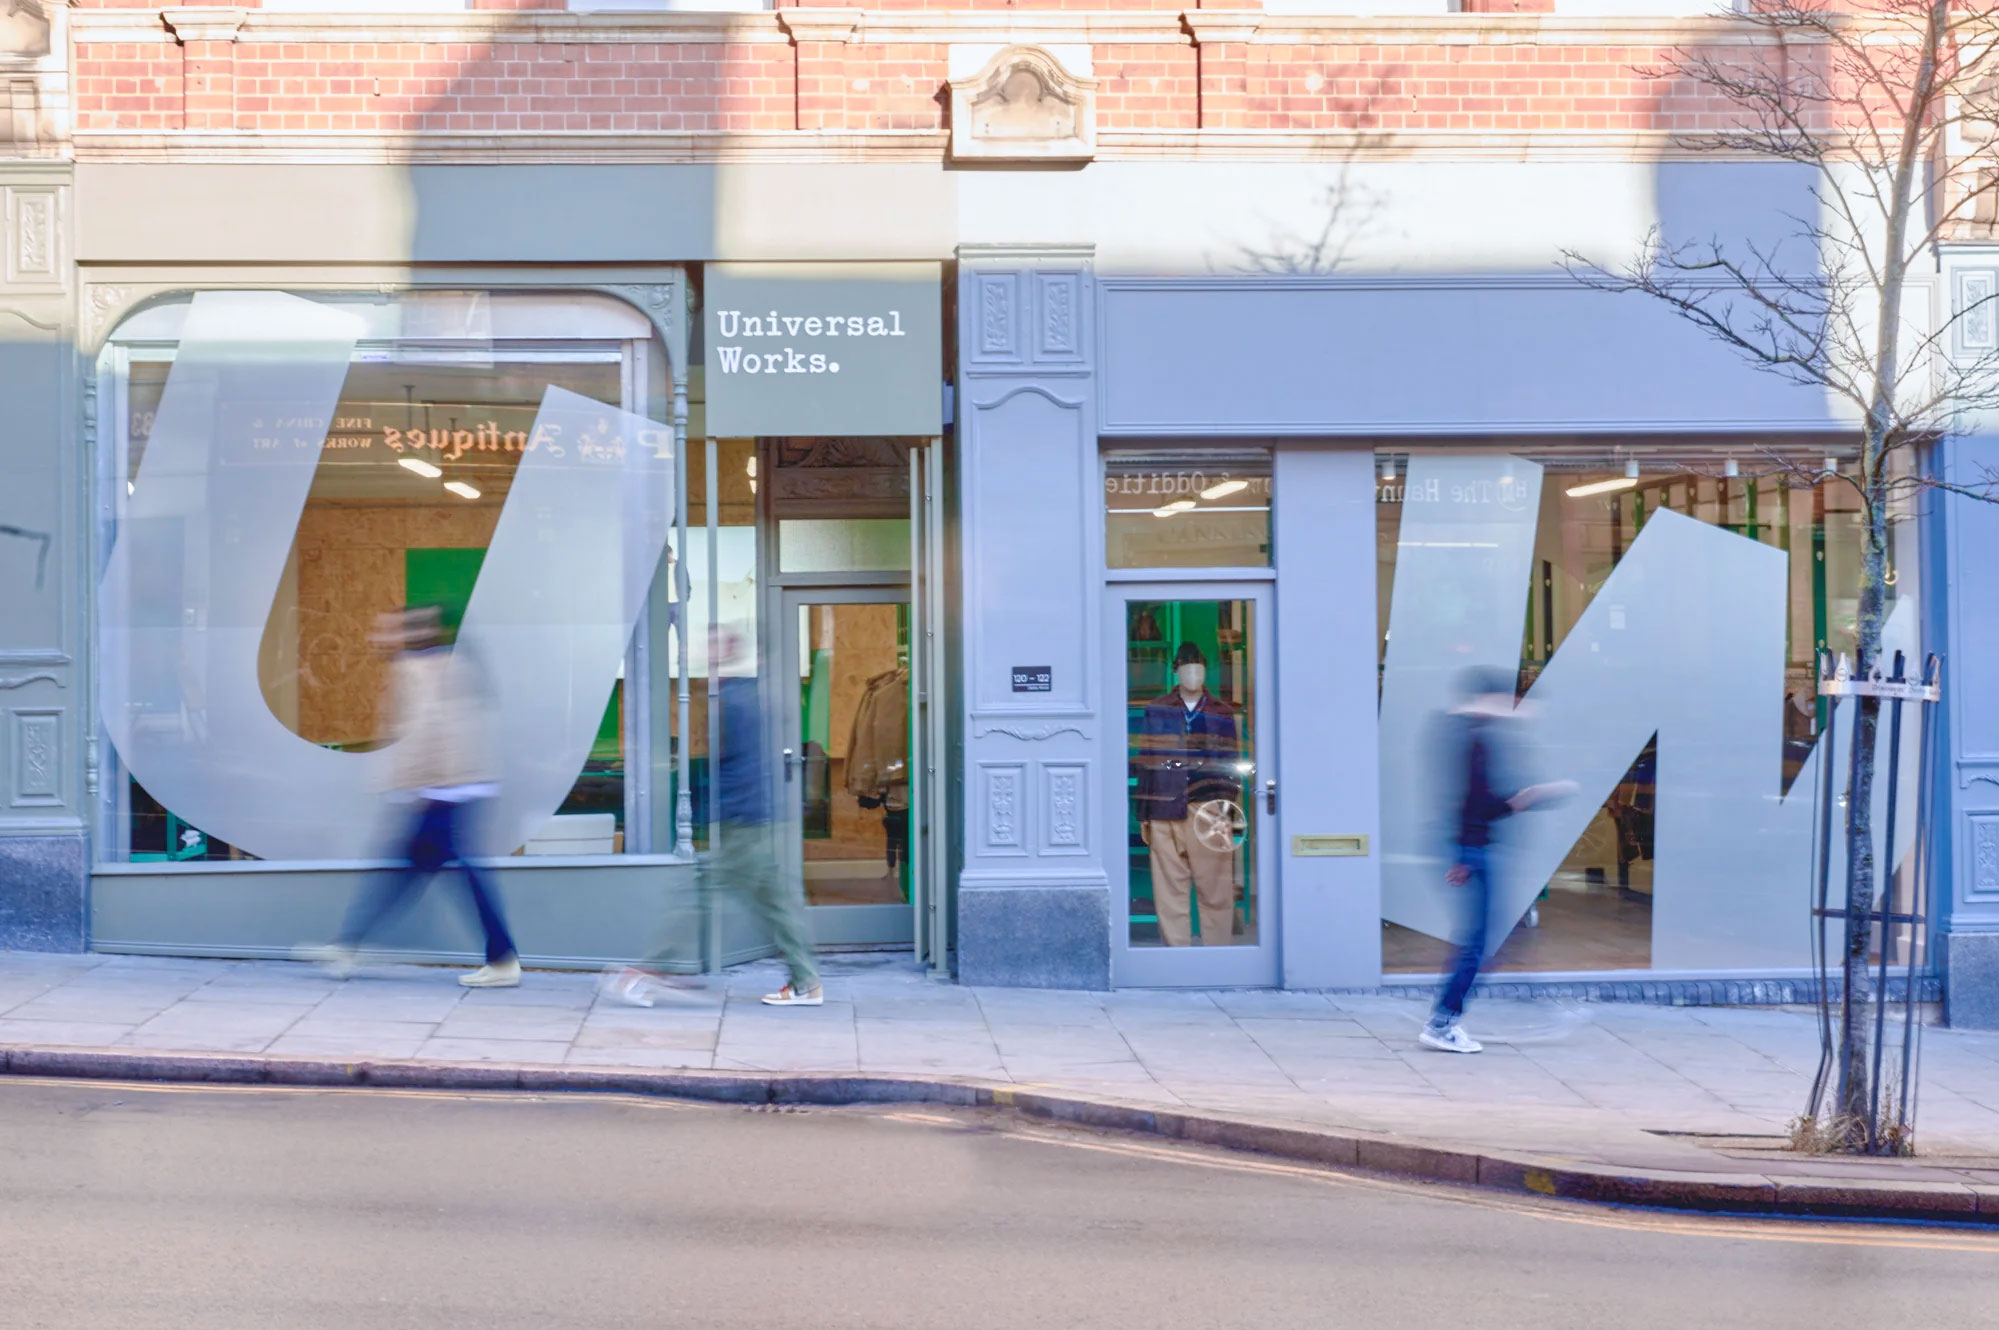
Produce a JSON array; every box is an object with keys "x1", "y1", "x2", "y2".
[{"x1": 948, "y1": 45, "x2": 1096, "y2": 165}]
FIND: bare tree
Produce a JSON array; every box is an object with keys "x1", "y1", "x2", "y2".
[{"x1": 1566, "y1": 1, "x2": 1999, "y2": 1152}]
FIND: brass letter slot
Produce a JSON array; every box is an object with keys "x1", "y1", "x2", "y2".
[{"x1": 1290, "y1": 834, "x2": 1369, "y2": 858}]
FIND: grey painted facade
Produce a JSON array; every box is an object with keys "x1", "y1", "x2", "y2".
[
  {"x1": 1, "y1": 148, "x2": 1994, "y2": 1022},
  {"x1": 947, "y1": 247, "x2": 1983, "y2": 1022},
  {"x1": 0, "y1": 160, "x2": 81, "y2": 953}
]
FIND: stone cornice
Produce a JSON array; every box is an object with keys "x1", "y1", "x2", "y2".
[
  {"x1": 159, "y1": 6, "x2": 246, "y2": 46},
  {"x1": 71, "y1": 125, "x2": 1743, "y2": 166},
  {"x1": 65, "y1": 9, "x2": 1811, "y2": 50},
  {"x1": 71, "y1": 128, "x2": 953, "y2": 164},
  {"x1": 776, "y1": 8, "x2": 864, "y2": 46},
  {"x1": 1180, "y1": 12, "x2": 1262, "y2": 48}
]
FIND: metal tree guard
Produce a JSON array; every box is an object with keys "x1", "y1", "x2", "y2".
[{"x1": 1804, "y1": 649, "x2": 1942, "y2": 1155}]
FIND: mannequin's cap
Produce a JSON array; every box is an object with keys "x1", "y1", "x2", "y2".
[{"x1": 1174, "y1": 642, "x2": 1208, "y2": 668}]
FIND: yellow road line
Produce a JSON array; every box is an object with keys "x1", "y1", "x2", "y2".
[
  {"x1": 0, "y1": 1074, "x2": 699, "y2": 1110},
  {"x1": 14, "y1": 1077, "x2": 1995, "y2": 1252},
  {"x1": 977, "y1": 1120, "x2": 1999, "y2": 1254}
]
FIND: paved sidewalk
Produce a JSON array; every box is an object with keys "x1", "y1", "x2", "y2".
[{"x1": 6, "y1": 949, "x2": 1999, "y2": 1202}]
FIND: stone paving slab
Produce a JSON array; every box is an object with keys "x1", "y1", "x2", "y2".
[{"x1": 6, "y1": 948, "x2": 1999, "y2": 1216}]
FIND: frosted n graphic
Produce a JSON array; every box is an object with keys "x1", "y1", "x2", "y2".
[{"x1": 1379, "y1": 455, "x2": 1915, "y2": 973}]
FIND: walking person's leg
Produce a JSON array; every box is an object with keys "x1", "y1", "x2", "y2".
[
  {"x1": 443, "y1": 799, "x2": 521, "y2": 987},
  {"x1": 729, "y1": 820, "x2": 822, "y2": 1004},
  {"x1": 1424, "y1": 846, "x2": 1490, "y2": 1053},
  {"x1": 601, "y1": 855, "x2": 705, "y2": 1006},
  {"x1": 307, "y1": 802, "x2": 445, "y2": 974}
]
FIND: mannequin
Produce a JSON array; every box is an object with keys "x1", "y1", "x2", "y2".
[{"x1": 1133, "y1": 642, "x2": 1244, "y2": 946}]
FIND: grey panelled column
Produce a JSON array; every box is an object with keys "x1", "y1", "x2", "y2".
[
  {"x1": 954, "y1": 245, "x2": 1107, "y2": 989},
  {"x1": 1938, "y1": 432, "x2": 1999, "y2": 1027},
  {"x1": 0, "y1": 4, "x2": 82, "y2": 950}
]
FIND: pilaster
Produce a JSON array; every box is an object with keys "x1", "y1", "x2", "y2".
[
  {"x1": 955, "y1": 243, "x2": 1106, "y2": 989},
  {"x1": 1182, "y1": 11, "x2": 1260, "y2": 131},
  {"x1": 1936, "y1": 429, "x2": 1999, "y2": 1026},
  {"x1": 162, "y1": 8, "x2": 245, "y2": 133},
  {"x1": 778, "y1": 9, "x2": 860, "y2": 133},
  {"x1": 0, "y1": 7, "x2": 77, "y2": 946}
]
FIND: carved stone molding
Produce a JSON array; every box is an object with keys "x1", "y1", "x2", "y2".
[
  {"x1": 161, "y1": 7, "x2": 249, "y2": 46},
  {"x1": 10, "y1": 706, "x2": 62, "y2": 808},
  {"x1": 777, "y1": 8, "x2": 862, "y2": 46},
  {"x1": 1181, "y1": 11, "x2": 1265, "y2": 48},
  {"x1": 948, "y1": 45, "x2": 1095, "y2": 164},
  {"x1": 979, "y1": 761, "x2": 1028, "y2": 856},
  {"x1": 83, "y1": 283, "x2": 136, "y2": 345},
  {"x1": 0, "y1": 0, "x2": 49, "y2": 62},
  {"x1": 1972, "y1": 815, "x2": 1999, "y2": 902},
  {"x1": 974, "y1": 721, "x2": 1090, "y2": 742},
  {"x1": 2, "y1": 184, "x2": 59, "y2": 288}
]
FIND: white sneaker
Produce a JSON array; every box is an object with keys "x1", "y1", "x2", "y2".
[
  {"x1": 599, "y1": 966, "x2": 657, "y2": 1008},
  {"x1": 761, "y1": 983, "x2": 824, "y2": 1007},
  {"x1": 295, "y1": 943, "x2": 358, "y2": 980},
  {"x1": 460, "y1": 956, "x2": 522, "y2": 988},
  {"x1": 1420, "y1": 1023, "x2": 1483, "y2": 1054}
]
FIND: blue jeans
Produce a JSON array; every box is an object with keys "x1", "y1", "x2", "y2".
[
  {"x1": 339, "y1": 799, "x2": 517, "y2": 964},
  {"x1": 1432, "y1": 844, "x2": 1491, "y2": 1027}
]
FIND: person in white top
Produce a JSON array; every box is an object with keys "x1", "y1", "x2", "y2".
[{"x1": 301, "y1": 605, "x2": 521, "y2": 988}]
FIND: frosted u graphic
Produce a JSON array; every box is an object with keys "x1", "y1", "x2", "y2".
[{"x1": 98, "y1": 292, "x2": 676, "y2": 862}]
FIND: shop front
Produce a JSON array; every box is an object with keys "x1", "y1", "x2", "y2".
[
  {"x1": 953, "y1": 252, "x2": 1933, "y2": 994},
  {"x1": 84, "y1": 263, "x2": 948, "y2": 971}
]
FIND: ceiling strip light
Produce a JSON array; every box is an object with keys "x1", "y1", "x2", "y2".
[{"x1": 1564, "y1": 476, "x2": 1639, "y2": 499}]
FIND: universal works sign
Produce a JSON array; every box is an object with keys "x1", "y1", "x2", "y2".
[{"x1": 703, "y1": 263, "x2": 943, "y2": 438}]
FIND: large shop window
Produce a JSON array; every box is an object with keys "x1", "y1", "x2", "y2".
[
  {"x1": 96, "y1": 291, "x2": 683, "y2": 865},
  {"x1": 1375, "y1": 445, "x2": 1923, "y2": 976}
]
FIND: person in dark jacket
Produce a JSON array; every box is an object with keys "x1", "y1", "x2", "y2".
[
  {"x1": 1423, "y1": 667, "x2": 1574, "y2": 1054},
  {"x1": 603, "y1": 627, "x2": 822, "y2": 1008}
]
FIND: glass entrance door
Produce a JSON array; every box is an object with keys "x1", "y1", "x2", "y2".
[
  {"x1": 1107, "y1": 584, "x2": 1278, "y2": 986},
  {"x1": 780, "y1": 589, "x2": 919, "y2": 947}
]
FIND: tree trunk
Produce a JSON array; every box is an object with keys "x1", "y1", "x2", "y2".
[
  {"x1": 1837, "y1": 565, "x2": 1884, "y2": 1136},
  {"x1": 1835, "y1": 434, "x2": 1895, "y2": 1143}
]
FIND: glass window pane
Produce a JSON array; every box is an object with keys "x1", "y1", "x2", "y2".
[
  {"x1": 778, "y1": 518, "x2": 911, "y2": 573},
  {"x1": 1126, "y1": 599, "x2": 1257, "y2": 946},
  {"x1": 793, "y1": 601, "x2": 912, "y2": 907},
  {"x1": 1106, "y1": 454, "x2": 1272, "y2": 569},
  {"x1": 1374, "y1": 445, "x2": 1915, "y2": 976},
  {"x1": 100, "y1": 291, "x2": 672, "y2": 863}
]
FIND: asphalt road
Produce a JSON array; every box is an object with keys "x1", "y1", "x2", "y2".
[{"x1": 2, "y1": 1079, "x2": 1995, "y2": 1330}]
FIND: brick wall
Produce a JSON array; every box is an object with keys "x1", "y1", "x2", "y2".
[
  {"x1": 225, "y1": 42, "x2": 795, "y2": 133},
  {"x1": 1096, "y1": 43, "x2": 1200, "y2": 132},
  {"x1": 65, "y1": 8, "x2": 1797, "y2": 140},
  {"x1": 75, "y1": 41, "x2": 183, "y2": 132}
]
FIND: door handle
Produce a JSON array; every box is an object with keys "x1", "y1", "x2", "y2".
[
  {"x1": 1264, "y1": 779, "x2": 1277, "y2": 815},
  {"x1": 782, "y1": 747, "x2": 796, "y2": 783}
]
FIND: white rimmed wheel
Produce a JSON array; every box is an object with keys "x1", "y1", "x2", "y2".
[{"x1": 1192, "y1": 798, "x2": 1247, "y2": 854}]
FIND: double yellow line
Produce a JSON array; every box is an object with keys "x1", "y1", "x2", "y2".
[{"x1": 884, "y1": 1110, "x2": 1999, "y2": 1254}]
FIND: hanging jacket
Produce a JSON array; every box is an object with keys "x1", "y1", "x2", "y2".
[{"x1": 845, "y1": 667, "x2": 910, "y2": 810}]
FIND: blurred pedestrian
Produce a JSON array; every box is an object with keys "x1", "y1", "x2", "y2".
[
  {"x1": 603, "y1": 627, "x2": 822, "y2": 1008},
  {"x1": 1422, "y1": 667, "x2": 1574, "y2": 1054},
  {"x1": 302, "y1": 605, "x2": 520, "y2": 988}
]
